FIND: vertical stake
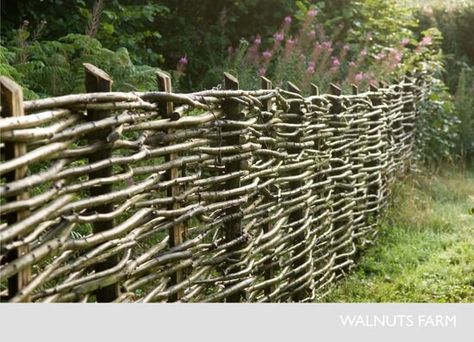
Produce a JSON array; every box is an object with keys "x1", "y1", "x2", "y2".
[
  {"x1": 0, "y1": 76, "x2": 31, "y2": 302},
  {"x1": 369, "y1": 83, "x2": 379, "y2": 92},
  {"x1": 330, "y1": 83, "x2": 342, "y2": 96},
  {"x1": 260, "y1": 76, "x2": 275, "y2": 297},
  {"x1": 310, "y1": 83, "x2": 320, "y2": 96},
  {"x1": 222, "y1": 72, "x2": 243, "y2": 302},
  {"x1": 287, "y1": 81, "x2": 308, "y2": 301},
  {"x1": 156, "y1": 71, "x2": 186, "y2": 301},
  {"x1": 351, "y1": 84, "x2": 359, "y2": 95},
  {"x1": 84, "y1": 63, "x2": 119, "y2": 302}
]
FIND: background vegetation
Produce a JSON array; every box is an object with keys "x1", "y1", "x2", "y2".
[
  {"x1": 0, "y1": 0, "x2": 472, "y2": 302},
  {"x1": 1, "y1": 0, "x2": 471, "y2": 165}
]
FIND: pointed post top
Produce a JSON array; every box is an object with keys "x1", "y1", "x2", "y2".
[
  {"x1": 260, "y1": 76, "x2": 272, "y2": 112},
  {"x1": 287, "y1": 81, "x2": 301, "y2": 94},
  {"x1": 260, "y1": 76, "x2": 272, "y2": 87},
  {"x1": 351, "y1": 84, "x2": 359, "y2": 95},
  {"x1": 330, "y1": 83, "x2": 342, "y2": 96},
  {"x1": 223, "y1": 72, "x2": 239, "y2": 90},
  {"x1": 156, "y1": 71, "x2": 172, "y2": 93},
  {"x1": 310, "y1": 83, "x2": 320, "y2": 96},
  {"x1": 83, "y1": 63, "x2": 112, "y2": 83}
]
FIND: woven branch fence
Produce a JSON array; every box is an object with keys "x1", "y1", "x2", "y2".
[{"x1": 0, "y1": 63, "x2": 431, "y2": 302}]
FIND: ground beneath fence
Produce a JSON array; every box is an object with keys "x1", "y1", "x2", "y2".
[{"x1": 323, "y1": 167, "x2": 474, "y2": 302}]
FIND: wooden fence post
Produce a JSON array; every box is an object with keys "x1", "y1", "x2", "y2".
[
  {"x1": 351, "y1": 84, "x2": 359, "y2": 95},
  {"x1": 222, "y1": 72, "x2": 243, "y2": 302},
  {"x1": 328, "y1": 82, "x2": 355, "y2": 279},
  {"x1": 260, "y1": 76, "x2": 275, "y2": 297},
  {"x1": 0, "y1": 76, "x2": 31, "y2": 302},
  {"x1": 84, "y1": 63, "x2": 119, "y2": 302},
  {"x1": 330, "y1": 83, "x2": 342, "y2": 96},
  {"x1": 366, "y1": 82, "x2": 384, "y2": 226},
  {"x1": 156, "y1": 71, "x2": 186, "y2": 301},
  {"x1": 402, "y1": 75, "x2": 416, "y2": 173},
  {"x1": 287, "y1": 81, "x2": 308, "y2": 301}
]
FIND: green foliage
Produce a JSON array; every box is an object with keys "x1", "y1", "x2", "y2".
[
  {"x1": 401, "y1": 28, "x2": 461, "y2": 166},
  {"x1": 0, "y1": 0, "x2": 468, "y2": 167},
  {"x1": 2, "y1": 34, "x2": 160, "y2": 97},
  {"x1": 222, "y1": 0, "x2": 423, "y2": 93},
  {"x1": 416, "y1": 78, "x2": 459, "y2": 165},
  {"x1": 0, "y1": 0, "x2": 168, "y2": 67},
  {"x1": 412, "y1": 2, "x2": 474, "y2": 165},
  {"x1": 454, "y1": 67, "x2": 474, "y2": 162},
  {"x1": 91, "y1": 1, "x2": 169, "y2": 66},
  {"x1": 414, "y1": 1, "x2": 474, "y2": 91},
  {"x1": 0, "y1": 45, "x2": 39, "y2": 99},
  {"x1": 0, "y1": 46, "x2": 21, "y2": 80},
  {"x1": 154, "y1": 0, "x2": 299, "y2": 90},
  {"x1": 348, "y1": 0, "x2": 417, "y2": 47}
]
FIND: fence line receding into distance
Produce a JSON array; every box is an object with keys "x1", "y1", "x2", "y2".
[{"x1": 0, "y1": 65, "x2": 430, "y2": 302}]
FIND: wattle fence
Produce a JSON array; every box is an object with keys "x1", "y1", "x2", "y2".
[{"x1": 0, "y1": 64, "x2": 431, "y2": 302}]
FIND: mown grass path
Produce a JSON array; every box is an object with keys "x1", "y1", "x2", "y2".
[{"x1": 324, "y1": 168, "x2": 474, "y2": 302}]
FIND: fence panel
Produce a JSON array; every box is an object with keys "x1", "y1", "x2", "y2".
[{"x1": 0, "y1": 68, "x2": 431, "y2": 302}]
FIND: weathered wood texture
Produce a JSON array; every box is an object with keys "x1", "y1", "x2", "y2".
[
  {"x1": 0, "y1": 77, "x2": 31, "y2": 302},
  {"x1": 156, "y1": 71, "x2": 186, "y2": 301},
  {"x1": 84, "y1": 63, "x2": 119, "y2": 302}
]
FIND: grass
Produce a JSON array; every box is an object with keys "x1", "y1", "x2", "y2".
[{"x1": 324, "y1": 166, "x2": 474, "y2": 302}]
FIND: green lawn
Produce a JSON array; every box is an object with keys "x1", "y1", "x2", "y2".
[{"x1": 324, "y1": 166, "x2": 474, "y2": 302}]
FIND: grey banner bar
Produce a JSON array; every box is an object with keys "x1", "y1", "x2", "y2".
[{"x1": 0, "y1": 304, "x2": 472, "y2": 341}]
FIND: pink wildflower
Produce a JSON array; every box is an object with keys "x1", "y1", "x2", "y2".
[
  {"x1": 308, "y1": 9, "x2": 318, "y2": 17},
  {"x1": 360, "y1": 49, "x2": 368, "y2": 57},
  {"x1": 393, "y1": 51, "x2": 403, "y2": 63},
  {"x1": 374, "y1": 52, "x2": 386, "y2": 60},
  {"x1": 420, "y1": 36, "x2": 432, "y2": 46},
  {"x1": 331, "y1": 57, "x2": 341, "y2": 67},
  {"x1": 286, "y1": 38, "x2": 296, "y2": 49},
  {"x1": 307, "y1": 65, "x2": 315, "y2": 74},
  {"x1": 355, "y1": 72, "x2": 365, "y2": 82},
  {"x1": 284, "y1": 16, "x2": 292, "y2": 24},
  {"x1": 274, "y1": 32, "x2": 284, "y2": 42},
  {"x1": 322, "y1": 41, "x2": 332, "y2": 49},
  {"x1": 258, "y1": 68, "x2": 266, "y2": 76},
  {"x1": 262, "y1": 50, "x2": 272, "y2": 60},
  {"x1": 401, "y1": 38, "x2": 410, "y2": 46},
  {"x1": 254, "y1": 35, "x2": 262, "y2": 45},
  {"x1": 349, "y1": 61, "x2": 356, "y2": 67},
  {"x1": 179, "y1": 55, "x2": 188, "y2": 65}
]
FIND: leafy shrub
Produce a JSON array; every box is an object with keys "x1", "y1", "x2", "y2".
[
  {"x1": 0, "y1": 0, "x2": 169, "y2": 68},
  {"x1": 414, "y1": 1, "x2": 474, "y2": 91},
  {"x1": 414, "y1": 2, "x2": 474, "y2": 164},
  {"x1": 2, "y1": 34, "x2": 160, "y2": 97},
  {"x1": 454, "y1": 66, "x2": 474, "y2": 163},
  {"x1": 0, "y1": 45, "x2": 39, "y2": 99},
  {"x1": 221, "y1": 0, "x2": 420, "y2": 93},
  {"x1": 412, "y1": 29, "x2": 460, "y2": 165}
]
